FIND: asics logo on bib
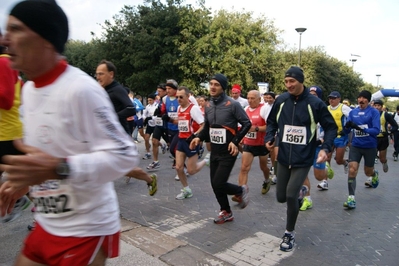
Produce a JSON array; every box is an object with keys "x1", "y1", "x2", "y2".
[{"x1": 287, "y1": 127, "x2": 303, "y2": 134}]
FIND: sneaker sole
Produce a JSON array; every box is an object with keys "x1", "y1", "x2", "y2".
[
  {"x1": 214, "y1": 217, "x2": 234, "y2": 224},
  {"x1": 176, "y1": 195, "x2": 193, "y2": 200}
]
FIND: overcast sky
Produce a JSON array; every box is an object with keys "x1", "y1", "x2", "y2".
[{"x1": 1, "y1": 0, "x2": 398, "y2": 90}]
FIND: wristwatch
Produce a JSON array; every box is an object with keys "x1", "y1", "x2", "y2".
[
  {"x1": 56, "y1": 158, "x2": 70, "y2": 180},
  {"x1": 255, "y1": 126, "x2": 259, "y2": 132}
]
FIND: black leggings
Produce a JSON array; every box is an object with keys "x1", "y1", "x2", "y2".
[
  {"x1": 210, "y1": 152, "x2": 242, "y2": 213},
  {"x1": 276, "y1": 162, "x2": 310, "y2": 232}
]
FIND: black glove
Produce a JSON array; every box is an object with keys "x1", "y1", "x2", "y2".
[
  {"x1": 162, "y1": 114, "x2": 171, "y2": 122},
  {"x1": 345, "y1": 121, "x2": 362, "y2": 130},
  {"x1": 185, "y1": 133, "x2": 197, "y2": 144}
]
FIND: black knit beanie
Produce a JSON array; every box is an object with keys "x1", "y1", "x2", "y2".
[
  {"x1": 357, "y1": 90, "x2": 372, "y2": 102},
  {"x1": 211, "y1": 74, "x2": 228, "y2": 90},
  {"x1": 285, "y1": 66, "x2": 304, "y2": 84},
  {"x1": 9, "y1": 0, "x2": 69, "y2": 54}
]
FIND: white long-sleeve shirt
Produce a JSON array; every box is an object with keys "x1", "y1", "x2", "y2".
[{"x1": 23, "y1": 65, "x2": 139, "y2": 237}]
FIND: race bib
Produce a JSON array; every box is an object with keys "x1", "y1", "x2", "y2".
[
  {"x1": 30, "y1": 180, "x2": 77, "y2": 218},
  {"x1": 354, "y1": 124, "x2": 369, "y2": 137},
  {"x1": 155, "y1": 117, "x2": 163, "y2": 126},
  {"x1": 282, "y1": 125, "x2": 307, "y2": 145},
  {"x1": 210, "y1": 128, "x2": 226, "y2": 144},
  {"x1": 245, "y1": 131, "x2": 257, "y2": 139},
  {"x1": 178, "y1": 120, "x2": 190, "y2": 132},
  {"x1": 168, "y1": 112, "x2": 178, "y2": 119}
]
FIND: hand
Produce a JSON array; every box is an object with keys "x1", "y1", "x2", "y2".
[
  {"x1": 189, "y1": 137, "x2": 200, "y2": 150},
  {"x1": 185, "y1": 134, "x2": 197, "y2": 144},
  {"x1": 228, "y1": 142, "x2": 239, "y2": 156},
  {"x1": 0, "y1": 140, "x2": 60, "y2": 191},
  {"x1": 265, "y1": 139, "x2": 275, "y2": 151},
  {"x1": 0, "y1": 181, "x2": 30, "y2": 216},
  {"x1": 144, "y1": 117, "x2": 151, "y2": 126},
  {"x1": 316, "y1": 149, "x2": 328, "y2": 164}
]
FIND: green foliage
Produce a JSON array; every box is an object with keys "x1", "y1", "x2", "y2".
[{"x1": 64, "y1": 0, "x2": 377, "y2": 99}]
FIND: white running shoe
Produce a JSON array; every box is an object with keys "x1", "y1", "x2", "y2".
[{"x1": 317, "y1": 180, "x2": 329, "y2": 190}]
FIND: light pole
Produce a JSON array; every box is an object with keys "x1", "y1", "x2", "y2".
[
  {"x1": 349, "y1": 58, "x2": 357, "y2": 68},
  {"x1": 295, "y1": 28, "x2": 307, "y2": 67},
  {"x1": 349, "y1": 54, "x2": 361, "y2": 69},
  {"x1": 376, "y1": 74, "x2": 381, "y2": 88}
]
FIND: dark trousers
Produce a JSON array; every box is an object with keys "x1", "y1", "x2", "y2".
[
  {"x1": 276, "y1": 163, "x2": 310, "y2": 232},
  {"x1": 209, "y1": 152, "x2": 242, "y2": 213}
]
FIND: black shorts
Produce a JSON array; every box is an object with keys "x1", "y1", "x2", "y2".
[
  {"x1": 152, "y1": 126, "x2": 168, "y2": 142},
  {"x1": 349, "y1": 146, "x2": 376, "y2": 168},
  {"x1": 242, "y1": 144, "x2": 269, "y2": 157},
  {"x1": 0, "y1": 140, "x2": 24, "y2": 163},
  {"x1": 145, "y1": 126, "x2": 155, "y2": 136},
  {"x1": 177, "y1": 138, "x2": 199, "y2": 158},
  {"x1": 377, "y1": 137, "x2": 389, "y2": 151}
]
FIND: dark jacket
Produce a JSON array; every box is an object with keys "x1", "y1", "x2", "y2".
[
  {"x1": 198, "y1": 92, "x2": 251, "y2": 154},
  {"x1": 264, "y1": 88, "x2": 337, "y2": 168},
  {"x1": 104, "y1": 81, "x2": 136, "y2": 134}
]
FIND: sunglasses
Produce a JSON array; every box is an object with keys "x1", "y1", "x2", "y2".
[
  {"x1": 329, "y1": 97, "x2": 337, "y2": 99},
  {"x1": 177, "y1": 96, "x2": 185, "y2": 99}
]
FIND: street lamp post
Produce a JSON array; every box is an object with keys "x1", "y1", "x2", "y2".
[
  {"x1": 376, "y1": 74, "x2": 381, "y2": 88},
  {"x1": 295, "y1": 28, "x2": 307, "y2": 67},
  {"x1": 349, "y1": 58, "x2": 357, "y2": 68}
]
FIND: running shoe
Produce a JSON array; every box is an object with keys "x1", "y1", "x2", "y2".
[
  {"x1": 317, "y1": 180, "x2": 329, "y2": 190},
  {"x1": 133, "y1": 139, "x2": 140, "y2": 144},
  {"x1": 174, "y1": 168, "x2": 189, "y2": 181},
  {"x1": 198, "y1": 146, "x2": 205, "y2": 159},
  {"x1": 261, "y1": 180, "x2": 271, "y2": 194},
  {"x1": 204, "y1": 153, "x2": 211, "y2": 166},
  {"x1": 394, "y1": 152, "x2": 398, "y2": 162},
  {"x1": 344, "y1": 160, "x2": 349, "y2": 175},
  {"x1": 231, "y1": 195, "x2": 240, "y2": 202},
  {"x1": 270, "y1": 166, "x2": 274, "y2": 176},
  {"x1": 214, "y1": 210, "x2": 234, "y2": 224},
  {"x1": 382, "y1": 162, "x2": 389, "y2": 173},
  {"x1": 280, "y1": 233, "x2": 295, "y2": 252},
  {"x1": 300, "y1": 197, "x2": 313, "y2": 211},
  {"x1": 371, "y1": 170, "x2": 379, "y2": 188},
  {"x1": 326, "y1": 161, "x2": 334, "y2": 179},
  {"x1": 365, "y1": 177, "x2": 372, "y2": 188},
  {"x1": 1, "y1": 196, "x2": 31, "y2": 223},
  {"x1": 148, "y1": 174, "x2": 157, "y2": 196},
  {"x1": 147, "y1": 161, "x2": 160, "y2": 171},
  {"x1": 142, "y1": 153, "x2": 152, "y2": 160},
  {"x1": 270, "y1": 175, "x2": 277, "y2": 185},
  {"x1": 161, "y1": 143, "x2": 167, "y2": 154},
  {"x1": 343, "y1": 195, "x2": 356, "y2": 209},
  {"x1": 175, "y1": 187, "x2": 193, "y2": 200},
  {"x1": 238, "y1": 185, "x2": 249, "y2": 209}
]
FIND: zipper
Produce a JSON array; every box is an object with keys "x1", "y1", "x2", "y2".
[{"x1": 288, "y1": 100, "x2": 297, "y2": 169}]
